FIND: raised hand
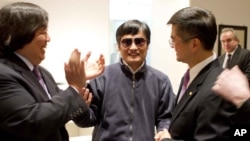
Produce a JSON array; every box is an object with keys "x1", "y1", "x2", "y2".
[
  {"x1": 83, "y1": 51, "x2": 105, "y2": 80},
  {"x1": 212, "y1": 65, "x2": 250, "y2": 108},
  {"x1": 64, "y1": 49, "x2": 86, "y2": 91}
]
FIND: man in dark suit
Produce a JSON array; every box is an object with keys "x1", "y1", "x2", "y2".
[
  {"x1": 218, "y1": 28, "x2": 250, "y2": 81},
  {"x1": 0, "y1": 2, "x2": 104, "y2": 141},
  {"x1": 155, "y1": 7, "x2": 236, "y2": 141}
]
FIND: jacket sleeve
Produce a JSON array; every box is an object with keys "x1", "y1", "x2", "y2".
[
  {"x1": 73, "y1": 79, "x2": 102, "y2": 127},
  {"x1": 231, "y1": 99, "x2": 250, "y2": 125},
  {"x1": 240, "y1": 50, "x2": 250, "y2": 82},
  {"x1": 0, "y1": 64, "x2": 89, "y2": 141},
  {"x1": 156, "y1": 75, "x2": 175, "y2": 131}
]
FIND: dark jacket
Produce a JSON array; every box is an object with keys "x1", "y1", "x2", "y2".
[
  {"x1": 166, "y1": 59, "x2": 236, "y2": 141},
  {"x1": 0, "y1": 53, "x2": 89, "y2": 141},
  {"x1": 219, "y1": 46, "x2": 250, "y2": 81},
  {"x1": 85, "y1": 60, "x2": 175, "y2": 141}
]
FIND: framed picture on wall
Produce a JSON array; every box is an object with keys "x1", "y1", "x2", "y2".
[{"x1": 217, "y1": 24, "x2": 248, "y2": 56}]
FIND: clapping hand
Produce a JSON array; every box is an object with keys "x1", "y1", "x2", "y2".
[
  {"x1": 64, "y1": 49, "x2": 86, "y2": 91},
  {"x1": 83, "y1": 51, "x2": 105, "y2": 80},
  {"x1": 64, "y1": 49, "x2": 105, "y2": 91},
  {"x1": 65, "y1": 50, "x2": 104, "y2": 106}
]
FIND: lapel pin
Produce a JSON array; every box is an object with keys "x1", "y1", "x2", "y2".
[{"x1": 189, "y1": 92, "x2": 192, "y2": 96}]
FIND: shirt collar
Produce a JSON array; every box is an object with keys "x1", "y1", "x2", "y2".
[
  {"x1": 188, "y1": 54, "x2": 215, "y2": 86},
  {"x1": 14, "y1": 52, "x2": 34, "y2": 71},
  {"x1": 122, "y1": 59, "x2": 145, "y2": 74},
  {"x1": 227, "y1": 45, "x2": 238, "y2": 56}
]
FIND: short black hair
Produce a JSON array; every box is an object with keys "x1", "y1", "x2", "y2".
[
  {"x1": 167, "y1": 7, "x2": 217, "y2": 51},
  {"x1": 116, "y1": 19, "x2": 151, "y2": 45}
]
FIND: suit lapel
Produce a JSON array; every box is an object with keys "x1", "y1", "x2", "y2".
[
  {"x1": 39, "y1": 67, "x2": 58, "y2": 97},
  {"x1": 218, "y1": 54, "x2": 225, "y2": 66},
  {"x1": 229, "y1": 46, "x2": 241, "y2": 67},
  {"x1": 170, "y1": 80, "x2": 199, "y2": 126},
  {"x1": 2, "y1": 54, "x2": 50, "y2": 101},
  {"x1": 174, "y1": 77, "x2": 184, "y2": 106},
  {"x1": 170, "y1": 61, "x2": 217, "y2": 128},
  {"x1": 20, "y1": 68, "x2": 50, "y2": 100},
  {"x1": 220, "y1": 46, "x2": 241, "y2": 68}
]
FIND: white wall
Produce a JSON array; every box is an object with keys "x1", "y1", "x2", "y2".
[
  {"x1": 43, "y1": 0, "x2": 110, "y2": 85},
  {"x1": 151, "y1": 0, "x2": 189, "y2": 93}
]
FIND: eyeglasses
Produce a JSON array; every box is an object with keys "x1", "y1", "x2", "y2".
[
  {"x1": 120, "y1": 38, "x2": 147, "y2": 48},
  {"x1": 169, "y1": 36, "x2": 197, "y2": 47},
  {"x1": 168, "y1": 39, "x2": 175, "y2": 48}
]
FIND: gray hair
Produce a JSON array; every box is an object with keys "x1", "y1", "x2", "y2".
[{"x1": 221, "y1": 28, "x2": 239, "y2": 40}]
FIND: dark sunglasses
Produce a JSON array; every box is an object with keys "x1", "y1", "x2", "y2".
[{"x1": 120, "y1": 38, "x2": 147, "y2": 48}]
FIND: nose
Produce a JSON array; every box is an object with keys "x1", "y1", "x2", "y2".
[
  {"x1": 129, "y1": 42, "x2": 138, "y2": 49},
  {"x1": 46, "y1": 33, "x2": 51, "y2": 42},
  {"x1": 169, "y1": 43, "x2": 175, "y2": 48},
  {"x1": 168, "y1": 39, "x2": 174, "y2": 48}
]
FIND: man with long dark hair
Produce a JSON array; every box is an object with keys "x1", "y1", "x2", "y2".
[{"x1": 0, "y1": 2, "x2": 104, "y2": 141}]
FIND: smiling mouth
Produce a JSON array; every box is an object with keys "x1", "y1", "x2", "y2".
[
  {"x1": 129, "y1": 54, "x2": 139, "y2": 58},
  {"x1": 41, "y1": 47, "x2": 46, "y2": 53}
]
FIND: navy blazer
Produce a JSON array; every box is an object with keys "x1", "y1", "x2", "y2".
[
  {"x1": 0, "y1": 53, "x2": 89, "y2": 141},
  {"x1": 167, "y1": 59, "x2": 236, "y2": 141},
  {"x1": 219, "y1": 46, "x2": 250, "y2": 81}
]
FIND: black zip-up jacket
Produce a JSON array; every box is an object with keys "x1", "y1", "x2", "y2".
[{"x1": 82, "y1": 60, "x2": 175, "y2": 141}]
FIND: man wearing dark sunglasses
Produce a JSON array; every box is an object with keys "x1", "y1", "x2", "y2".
[{"x1": 82, "y1": 19, "x2": 175, "y2": 141}]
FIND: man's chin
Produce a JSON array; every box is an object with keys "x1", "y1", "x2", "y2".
[
  {"x1": 176, "y1": 57, "x2": 181, "y2": 62},
  {"x1": 127, "y1": 57, "x2": 141, "y2": 62},
  {"x1": 38, "y1": 56, "x2": 45, "y2": 63}
]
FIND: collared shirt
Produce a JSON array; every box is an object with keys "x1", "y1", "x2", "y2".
[
  {"x1": 122, "y1": 59, "x2": 145, "y2": 74},
  {"x1": 14, "y1": 52, "x2": 34, "y2": 71},
  {"x1": 188, "y1": 53, "x2": 216, "y2": 87},
  {"x1": 222, "y1": 46, "x2": 238, "y2": 68},
  {"x1": 14, "y1": 52, "x2": 51, "y2": 99}
]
